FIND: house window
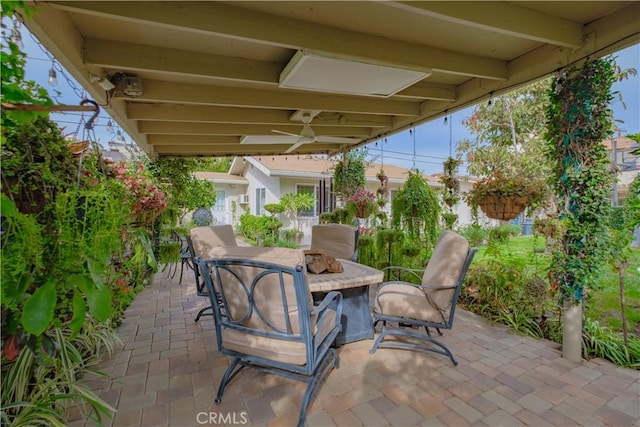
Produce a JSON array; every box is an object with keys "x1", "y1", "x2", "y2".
[
  {"x1": 390, "y1": 190, "x2": 398, "y2": 206},
  {"x1": 297, "y1": 185, "x2": 318, "y2": 217},
  {"x1": 255, "y1": 188, "x2": 266, "y2": 215},
  {"x1": 213, "y1": 190, "x2": 226, "y2": 212}
]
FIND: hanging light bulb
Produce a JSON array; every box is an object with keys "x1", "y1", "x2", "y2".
[
  {"x1": 106, "y1": 120, "x2": 114, "y2": 133},
  {"x1": 444, "y1": 116, "x2": 448, "y2": 125},
  {"x1": 48, "y1": 64, "x2": 58, "y2": 87},
  {"x1": 116, "y1": 129, "x2": 123, "y2": 140},
  {"x1": 488, "y1": 92, "x2": 493, "y2": 106}
]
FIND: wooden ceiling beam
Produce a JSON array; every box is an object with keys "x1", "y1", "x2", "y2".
[
  {"x1": 152, "y1": 143, "x2": 344, "y2": 156},
  {"x1": 51, "y1": 1, "x2": 508, "y2": 80},
  {"x1": 117, "y1": 80, "x2": 420, "y2": 116},
  {"x1": 138, "y1": 121, "x2": 372, "y2": 137},
  {"x1": 126, "y1": 103, "x2": 393, "y2": 127},
  {"x1": 388, "y1": 1, "x2": 583, "y2": 49},
  {"x1": 83, "y1": 38, "x2": 281, "y2": 85}
]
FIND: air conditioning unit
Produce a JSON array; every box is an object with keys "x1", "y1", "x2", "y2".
[{"x1": 238, "y1": 194, "x2": 250, "y2": 204}]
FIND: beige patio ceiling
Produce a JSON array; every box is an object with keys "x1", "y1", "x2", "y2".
[{"x1": 24, "y1": 1, "x2": 640, "y2": 157}]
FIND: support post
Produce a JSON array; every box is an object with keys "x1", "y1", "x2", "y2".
[{"x1": 562, "y1": 300, "x2": 583, "y2": 362}]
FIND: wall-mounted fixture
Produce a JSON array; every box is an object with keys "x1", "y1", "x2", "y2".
[
  {"x1": 123, "y1": 76, "x2": 143, "y2": 97},
  {"x1": 89, "y1": 73, "x2": 115, "y2": 90}
]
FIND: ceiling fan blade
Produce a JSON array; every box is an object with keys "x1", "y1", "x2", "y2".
[
  {"x1": 272, "y1": 129, "x2": 301, "y2": 138},
  {"x1": 315, "y1": 136, "x2": 361, "y2": 144},
  {"x1": 285, "y1": 139, "x2": 308, "y2": 154}
]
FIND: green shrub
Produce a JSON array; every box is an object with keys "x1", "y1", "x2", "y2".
[
  {"x1": 582, "y1": 318, "x2": 640, "y2": 368},
  {"x1": 457, "y1": 224, "x2": 487, "y2": 247},
  {"x1": 238, "y1": 214, "x2": 281, "y2": 242}
]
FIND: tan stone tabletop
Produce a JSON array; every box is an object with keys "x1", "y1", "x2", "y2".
[{"x1": 307, "y1": 259, "x2": 383, "y2": 293}]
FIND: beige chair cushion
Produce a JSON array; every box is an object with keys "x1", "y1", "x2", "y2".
[
  {"x1": 375, "y1": 283, "x2": 446, "y2": 324},
  {"x1": 375, "y1": 231, "x2": 469, "y2": 323},
  {"x1": 205, "y1": 247, "x2": 318, "y2": 357},
  {"x1": 222, "y1": 309, "x2": 336, "y2": 365},
  {"x1": 420, "y1": 231, "x2": 470, "y2": 318},
  {"x1": 311, "y1": 224, "x2": 356, "y2": 260},
  {"x1": 189, "y1": 225, "x2": 237, "y2": 258}
]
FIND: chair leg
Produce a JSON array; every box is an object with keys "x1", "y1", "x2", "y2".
[
  {"x1": 369, "y1": 327, "x2": 457, "y2": 365},
  {"x1": 194, "y1": 306, "x2": 213, "y2": 322},
  {"x1": 215, "y1": 358, "x2": 245, "y2": 404},
  {"x1": 298, "y1": 349, "x2": 338, "y2": 427}
]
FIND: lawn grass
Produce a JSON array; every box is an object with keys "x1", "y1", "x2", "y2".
[{"x1": 474, "y1": 235, "x2": 640, "y2": 335}]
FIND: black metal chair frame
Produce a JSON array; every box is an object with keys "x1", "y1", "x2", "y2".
[
  {"x1": 199, "y1": 257, "x2": 343, "y2": 427},
  {"x1": 370, "y1": 247, "x2": 476, "y2": 366},
  {"x1": 186, "y1": 235, "x2": 214, "y2": 322}
]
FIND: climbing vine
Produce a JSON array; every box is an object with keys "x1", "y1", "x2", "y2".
[{"x1": 544, "y1": 57, "x2": 617, "y2": 303}]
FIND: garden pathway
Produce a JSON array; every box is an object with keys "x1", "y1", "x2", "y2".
[{"x1": 69, "y1": 268, "x2": 639, "y2": 427}]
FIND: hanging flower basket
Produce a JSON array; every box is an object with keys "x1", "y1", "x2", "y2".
[
  {"x1": 466, "y1": 172, "x2": 547, "y2": 221},
  {"x1": 478, "y1": 194, "x2": 528, "y2": 221}
]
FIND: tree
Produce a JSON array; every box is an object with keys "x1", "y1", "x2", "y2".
[
  {"x1": 144, "y1": 157, "x2": 216, "y2": 224},
  {"x1": 457, "y1": 79, "x2": 553, "y2": 180},
  {"x1": 279, "y1": 192, "x2": 315, "y2": 233}
]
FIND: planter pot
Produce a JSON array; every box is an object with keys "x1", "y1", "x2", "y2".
[
  {"x1": 562, "y1": 300, "x2": 583, "y2": 363},
  {"x1": 478, "y1": 194, "x2": 528, "y2": 221}
]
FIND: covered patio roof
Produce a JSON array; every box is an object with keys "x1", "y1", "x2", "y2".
[{"x1": 24, "y1": 1, "x2": 640, "y2": 157}]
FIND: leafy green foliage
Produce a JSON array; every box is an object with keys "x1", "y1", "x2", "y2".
[
  {"x1": 1, "y1": 1, "x2": 52, "y2": 127},
  {"x1": 457, "y1": 79, "x2": 553, "y2": 179},
  {"x1": 466, "y1": 172, "x2": 548, "y2": 214},
  {"x1": 582, "y1": 318, "x2": 640, "y2": 368},
  {"x1": 457, "y1": 224, "x2": 487, "y2": 247},
  {"x1": 319, "y1": 207, "x2": 354, "y2": 225},
  {"x1": 458, "y1": 233, "x2": 640, "y2": 368},
  {"x1": 391, "y1": 170, "x2": 441, "y2": 247},
  {"x1": 1, "y1": 116, "x2": 78, "y2": 218},
  {"x1": 278, "y1": 192, "x2": 315, "y2": 232},
  {"x1": 144, "y1": 157, "x2": 216, "y2": 224},
  {"x1": 238, "y1": 213, "x2": 282, "y2": 243},
  {"x1": 1, "y1": 323, "x2": 120, "y2": 425},
  {"x1": 440, "y1": 157, "x2": 462, "y2": 228},
  {"x1": 332, "y1": 149, "x2": 368, "y2": 199},
  {"x1": 545, "y1": 57, "x2": 617, "y2": 303},
  {"x1": 626, "y1": 174, "x2": 640, "y2": 229}
]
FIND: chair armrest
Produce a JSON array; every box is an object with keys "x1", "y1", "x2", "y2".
[
  {"x1": 311, "y1": 290, "x2": 343, "y2": 350},
  {"x1": 419, "y1": 283, "x2": 457, "y2": 290},
  {"x1": 376, "y1": 280, "x2": 420, "y2": 298},
  {"x1": 382, "y1": 266, "x2": 424, "y2": 282},
  {"x1": 311, "y1": 290, "x2": 343, "y2": 319}
]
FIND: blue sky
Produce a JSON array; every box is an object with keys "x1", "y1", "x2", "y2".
[{"x1": 18, "y1": 25, "x2": 640, "y2": 176}]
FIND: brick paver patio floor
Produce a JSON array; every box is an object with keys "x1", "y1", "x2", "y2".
[{"x1": 69, "y1": 267, "x2": 639, "y2": 427}]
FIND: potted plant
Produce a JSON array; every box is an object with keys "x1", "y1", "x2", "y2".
[
  {"x1": 346, "y1": 188, "x2": 377, "y2": 219},
  {"x1": 466, "y1": 172, "x2": 546, "y2": 221},
  {"x1": 391, "y1": 170, "x2": 440, "y2": 246}
]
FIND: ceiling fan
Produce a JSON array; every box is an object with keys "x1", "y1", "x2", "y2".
[{"x1": 272, "y1": 113, "x2": 360, "y2": 153}]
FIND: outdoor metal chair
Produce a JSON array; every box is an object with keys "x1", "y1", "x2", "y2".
[
  {"x1": 199, "y1": 247, "x2": 343, "y2": 427},
  {"x1": 188, "y1": 225, "x2": 238, "y2": 322},
  {"x1": 370, "y1": 230, "x2": 476, "y2": 365},
  {"x1": 310, "y1": 223, "x2": 359, "y2": 262}
]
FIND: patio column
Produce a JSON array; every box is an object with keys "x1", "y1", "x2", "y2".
[{"x1": 562, "y1": 300, "x2": 583, "y2": 362}]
